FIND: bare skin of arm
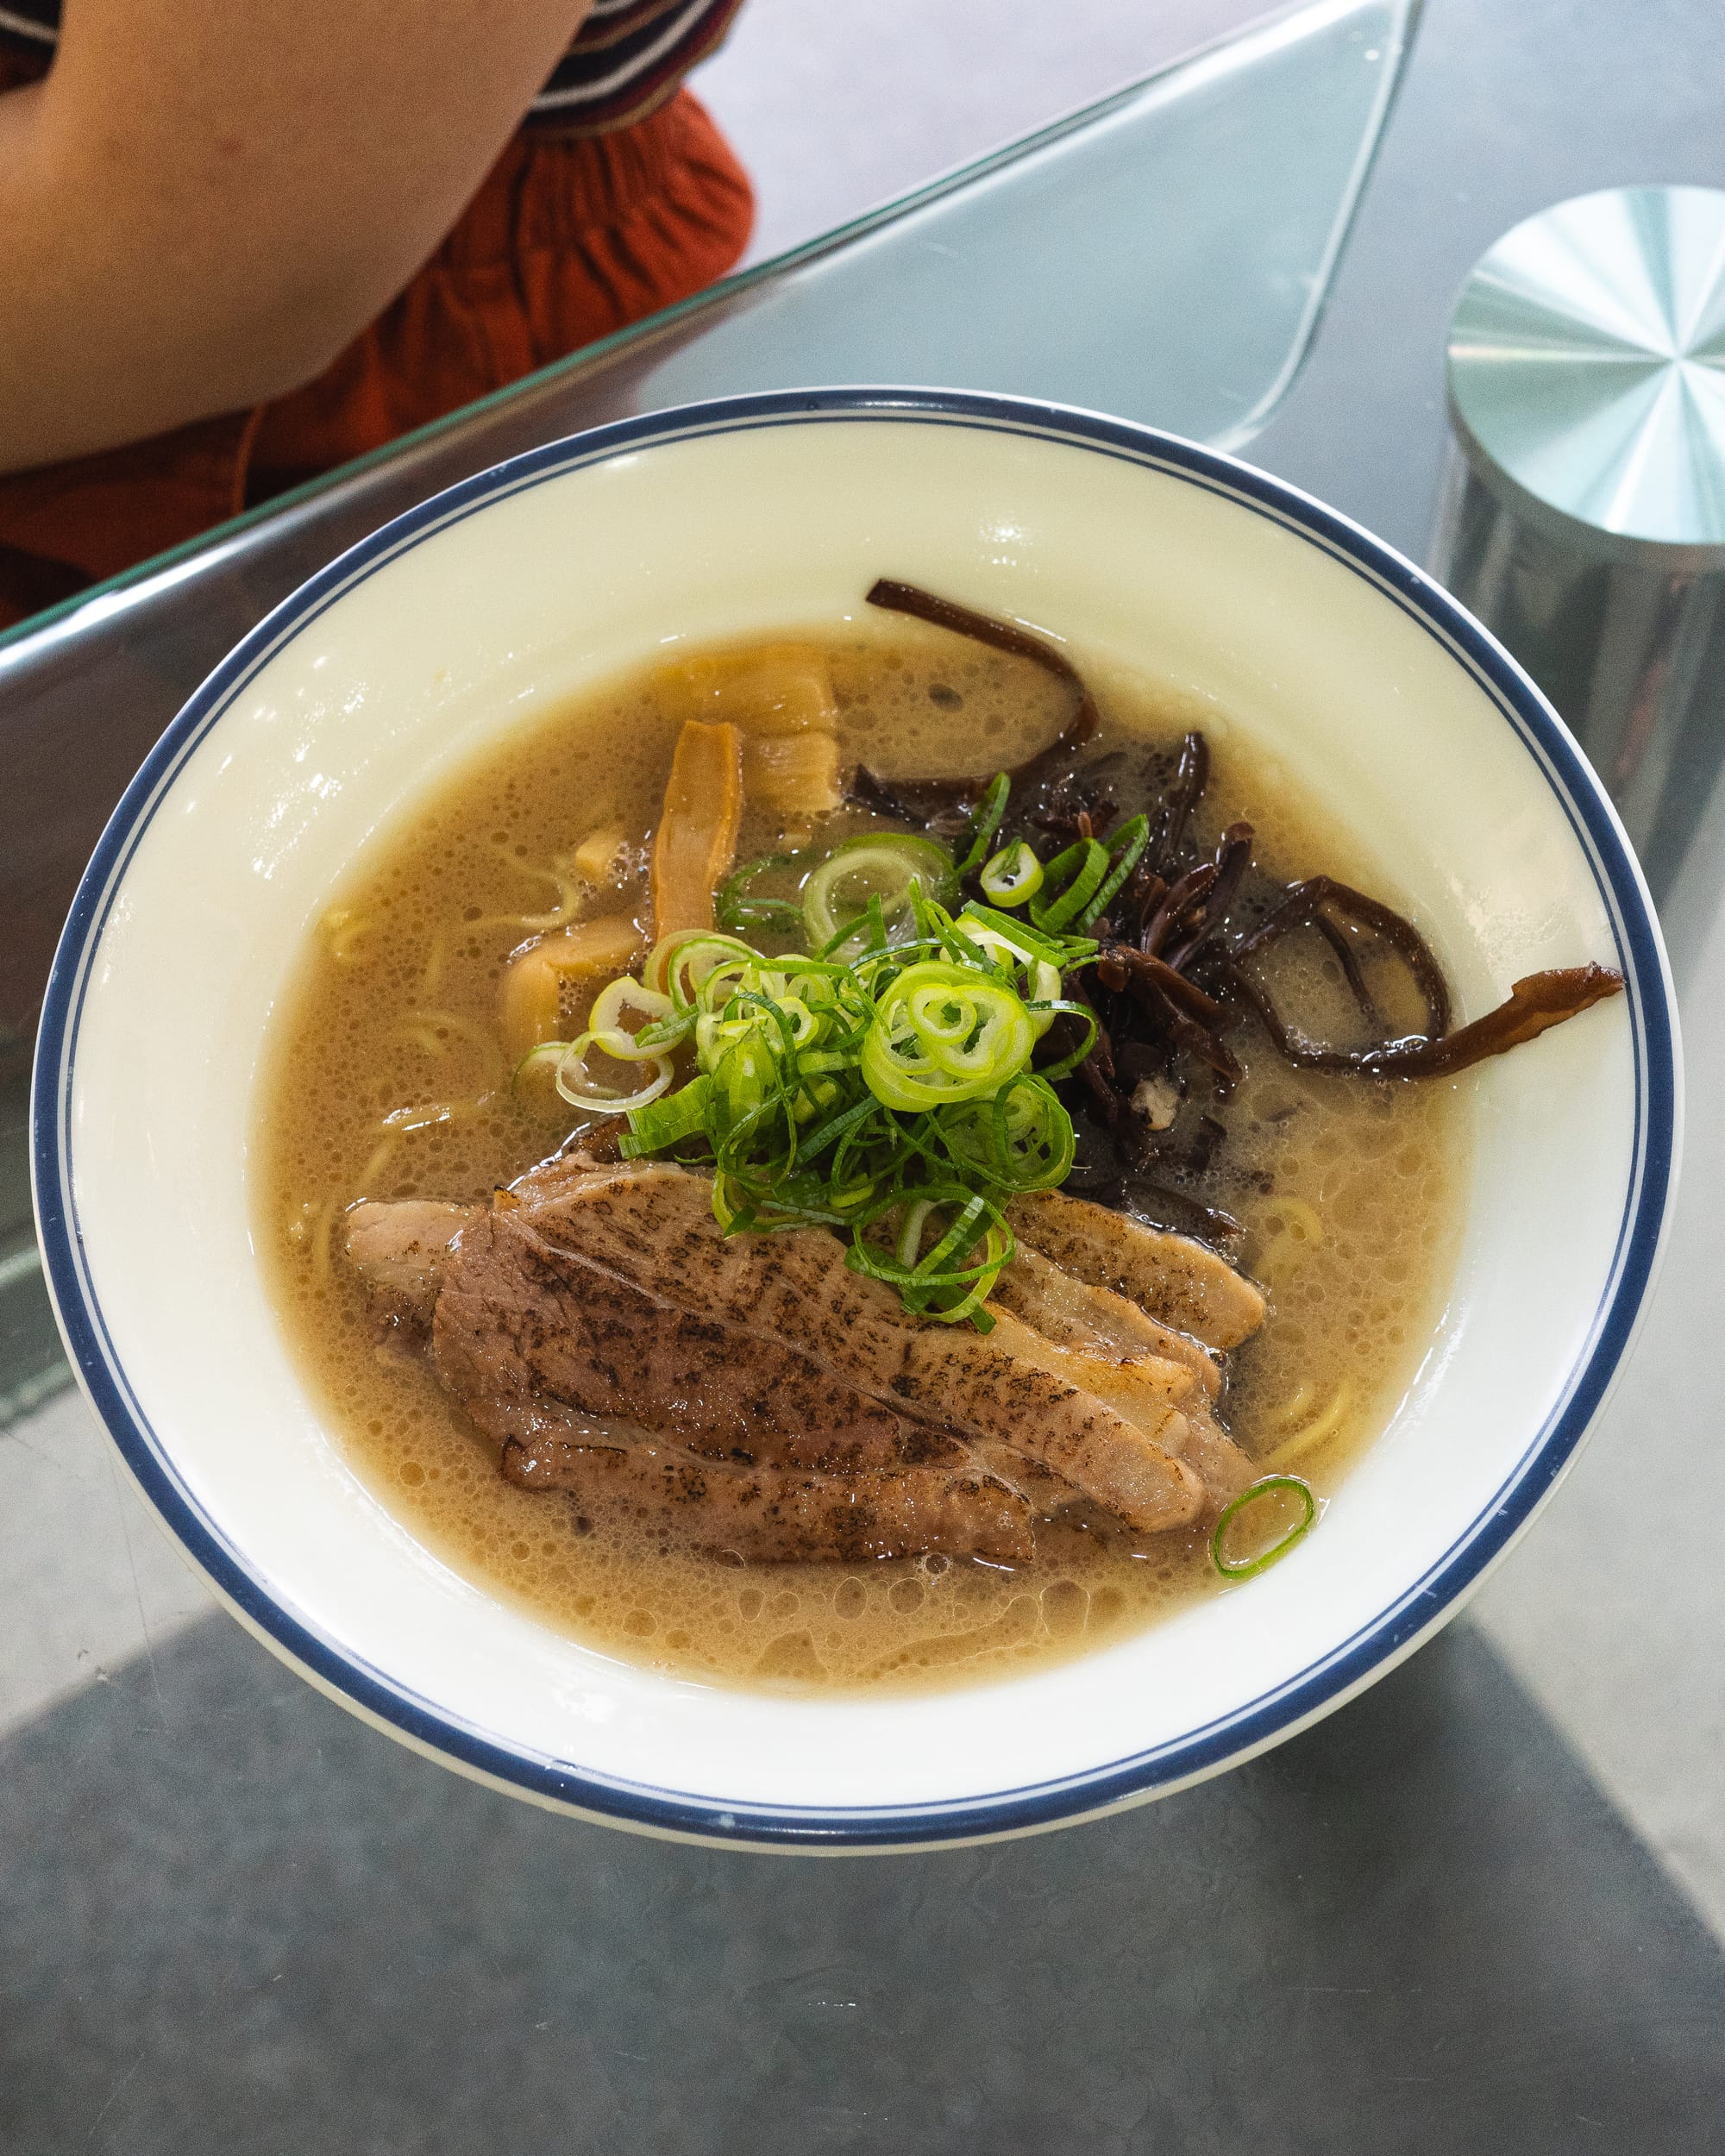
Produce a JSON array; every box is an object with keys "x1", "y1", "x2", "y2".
[{"x1": 0, "y1": 0, "x2": 592, "y2": 474}]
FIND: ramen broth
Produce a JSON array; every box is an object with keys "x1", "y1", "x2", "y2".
[{"x1": 258, "y1": 624, "x2": 1468, "y2": 1692}]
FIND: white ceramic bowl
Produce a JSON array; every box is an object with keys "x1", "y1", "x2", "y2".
[{"x1": 33, "y1": 391, "x2": 1680, "y2": 1850}]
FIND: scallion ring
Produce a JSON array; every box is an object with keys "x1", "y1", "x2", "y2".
[
  {"x1": 1031, "y1": 837, "x2": 1110, "y2": 934},
  {"x1": 861, "y1": 959, "x2": 1036, "y2": 1108},
  {"x1": 957, "y1": 918, "x2": 1064, "y2": 1027},
  {"x1": 716, "y1": 854, "x2": 807, "y2": 936},
  {"x1": 511, "y1": 1038, "x2": 572, "y2": 1088},
  {"x1": 646, "y1": 929, "x2": 759, "y2": 1008},
  {"x1": 586, "y1": 975, "x2": 676, "y2": 1059},
  {"x1": 1209, "y1": 1476, "x2": 1318, "y2": 1579},
  {"x1": 801, "y1": 834, "x2": 957, "y2": 950},
  {"x1": 978, "y1": 839, "x2": 1044, "y2": 907},
  {"x1": 553, "y1": 1035, "x2": 674, "y2": 1113}
]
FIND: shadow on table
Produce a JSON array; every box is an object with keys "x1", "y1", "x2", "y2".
[{"x1": 3, "y1": 1614, "x2": 1720, "y2": 2155}]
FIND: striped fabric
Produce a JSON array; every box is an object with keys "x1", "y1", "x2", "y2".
[{"x1": 0, "y1": 0, "x2": 743, "y2": 133}]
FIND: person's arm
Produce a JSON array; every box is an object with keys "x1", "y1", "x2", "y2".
[{"x1": 0, "y1": 0, "x2": 591, "y2": 474}]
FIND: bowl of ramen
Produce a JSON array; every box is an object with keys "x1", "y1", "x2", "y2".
[{"x1": 33, "y1": 389, "x2": 1678, "y2": 1849}]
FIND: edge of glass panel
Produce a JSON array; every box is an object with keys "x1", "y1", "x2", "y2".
[
  {"x1": 0, "y1": 0, "x2": 1416, "y2": 662},
  {"x1": 1196, "y1": 0, "x2": 1421, "y2": 452}
]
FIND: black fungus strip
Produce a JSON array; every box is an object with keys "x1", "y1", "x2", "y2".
[
  {"x1": 837, "y1": 612, "x2": 1627, "y2": 1243},
  {"x1": 1234, "y1": 962, "x2": 1625, "y2": 1081},
  {"x1": 1233, "y1": 875, "x2": 1454, "y2": 1041},
  {"x1": 1095, "y1": 944, "x2": 1243, "y2": 1092},
  {"x1": 1160, "y1": 824, "x2": 1253, "y2": 973},
  {"x1": 1098, "y1": 948, "x2": 1226, "y2": 1029},
  {"x1": 1122, "y1": 1180, "x2": 1245, "y2": 1249},
  {"x1": 1309, "y1": 910, "x2": 1384, "y2": 1033},
  {"x1": 1149, "y1": 731, "x2": 1209, "y2": 869},
  {"x1": 864, "y1": 579, "x2": 1099, "y2": 784},
  {"x1": 1140, "y1": 860, "x2": 1218, "y2": 958}
]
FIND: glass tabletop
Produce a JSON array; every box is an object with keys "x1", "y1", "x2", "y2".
[{"x1": 6, "y1": 1, "x2": 1725, "y2": 2147}]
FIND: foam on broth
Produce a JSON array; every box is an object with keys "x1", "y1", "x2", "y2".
[{"x1": 256, "y1": 621, "x2": 1469, "y2": 1693}]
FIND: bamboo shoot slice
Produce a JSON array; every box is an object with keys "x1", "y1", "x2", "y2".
[
  {"x1": 499, "y1": 915, "x2": 645, "y2": 1065},
  {"x1": 649, "y1": 719, "x2": 743, "y2": 939},
  {"x1": 654, "y1": 646, "x2": 837, "y2": 736},
  {"x1": 743, "y1": 729, "x2": 842, "y2": 817}
]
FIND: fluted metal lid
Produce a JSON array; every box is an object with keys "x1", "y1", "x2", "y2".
[{"x1": 1446, "y1": 185, "x2": 1725, "y2": 553}]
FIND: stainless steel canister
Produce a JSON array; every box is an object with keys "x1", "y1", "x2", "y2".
[{"x1": 1430, "y1": 185, "x2": 1725, "y2": 914}]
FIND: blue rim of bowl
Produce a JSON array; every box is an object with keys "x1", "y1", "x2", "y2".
[{"x1": 32, "y1": 388, "x2": 1679, "y2": 1849}]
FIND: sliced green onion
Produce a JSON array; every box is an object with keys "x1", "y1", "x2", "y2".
[
  {"x1": 941, "y1": 1074, "x2": 1076, "y2": 1189},
  {"x1": 816, "y1": 889, "x2": 891, "y2": 962},
  {"x1": 566, "y1": 876, "x2": 1104, "y2": 1326},
  {"x1": 646, "y1": 929, "x2": 758, "y2": 1004},
  {"x1": 951, "y1": 906, "x2": 1091, "y2": 1052},
  {"x1": 622, "y1": 1074, "x2": 712, "y2": 1155},
  {"x1": 978, "y1": 839, "x2": 1044, "y2": 907},
  {"x1": 955, "y1": 916, "x2": 1063, "y2": 1021},
  {"x1": 861, "y1": 960, "x2": 1035, "y2": 1109},
  {"x1": 586, "y1": 975, "x2": 676, "y2": 1060},
  {"x1": 1077, "y1": 812, "x2": 1151, "y2": 928},
  {"x1": 896, "y1": 1196, "x2": 940, "y2": 1271},
  {"x1": 1031, "y1": 837, "x2": 1110, "y2": 934},
  {"x1": 958, "y1": 900, "x2": 1095, "y2": 971},
  {"x1": 801, "y1": 834, "x2": 956, "y2": 950},
  {"x1": 1210, "y1": 1476, "x2": 1318, "y2": 1580},
  {"x1": 954, "y1": 771, "x2": 1011, "y2": 877},
  {"x1": 553, "y1": 1035, "x2": 674, "y2": 1113},
  {"x1": 512, "y1": 1038, "x2": 574, "y2": 1088},
  {"x1": 847, "y1": 1187, "x2": 1013, "y2": 1328},
  {"x1": 717, "y1": 854, "x2": 807, "y2": 936},
  {"x1": 1029, "y1": 1001, "x2": 1099, "y2": 1081}
]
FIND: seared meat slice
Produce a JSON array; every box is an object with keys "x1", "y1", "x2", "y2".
[
  {"x1": 1008, "y1": 1188, "x2": 1267, "y2": 1350},
  {"x1": 897, "y1": 1317, "x2": 1201, "y2": 1532},
  {"x1": 982, "y1": 1307, "x2": 1252, "y2": 1511},
  {"x1": 501, "y1": 1433, "x2": 1032, "y2": 1564},
  {"x1": 990, "y1": 1244, "x2": 1221, "y2": 1399},
  {"x1": 985, "y1": 1252, "x2": 1253, "y2": 1503},
  {"x1": 340, "y1": 1148, "x2": 624, "y2": 1322},
  {"x1": 345, "y1": 1159, "x2": 1270, "y2": 1550},
  {"x1": 345, "y1": 1200, "x2": 473, "y2": 1326},
  {"x1": 505, "y1": 1162, "x2": 1204, "y2": 1534},
  {"x1": 1180, "y1": 1406, "x2": 1256, "y2": 1503},
  {"x1": 431, "y1": 1207, "x2": 959, "y2": 1474},
  {"x1": 982, "y1": 1306, "x2": 1189, "y2": 1426}
]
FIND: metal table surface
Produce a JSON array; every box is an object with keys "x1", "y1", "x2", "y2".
[{"x1": 4, "y1": 2, "x2": 1724, "y2": 2148}]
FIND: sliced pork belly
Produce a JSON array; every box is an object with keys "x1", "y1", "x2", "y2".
[
  {"x1": 1008, "y1": 1188, "x2": 1267, "y2": 1350},
  {"x1": 1179, "y1": 1406, "x2": 1257, "y2": 1503},
  {"x1": 433, "y1": 1206, "x2": 960, "y2": 1475},
  {"x1": 345, "y1": 1199, "x2": 473, "y2": 1326},
  {"x1": 343, "y1": 1157, "x2": 1271, "y2": 1551},
  {"x1": 499, "y1": 1433, "x2": 1032, "y2": 1564},
  {"x1": 982, "y1": 1307, "x2": 1253, "y2": 1511},
  {"x1": 989, "y1": 1243, "x2": 1221, "y2": 1399},
  {"x1": 504, "y1": 1162, "x2": 1204, "y2": 1534}
]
